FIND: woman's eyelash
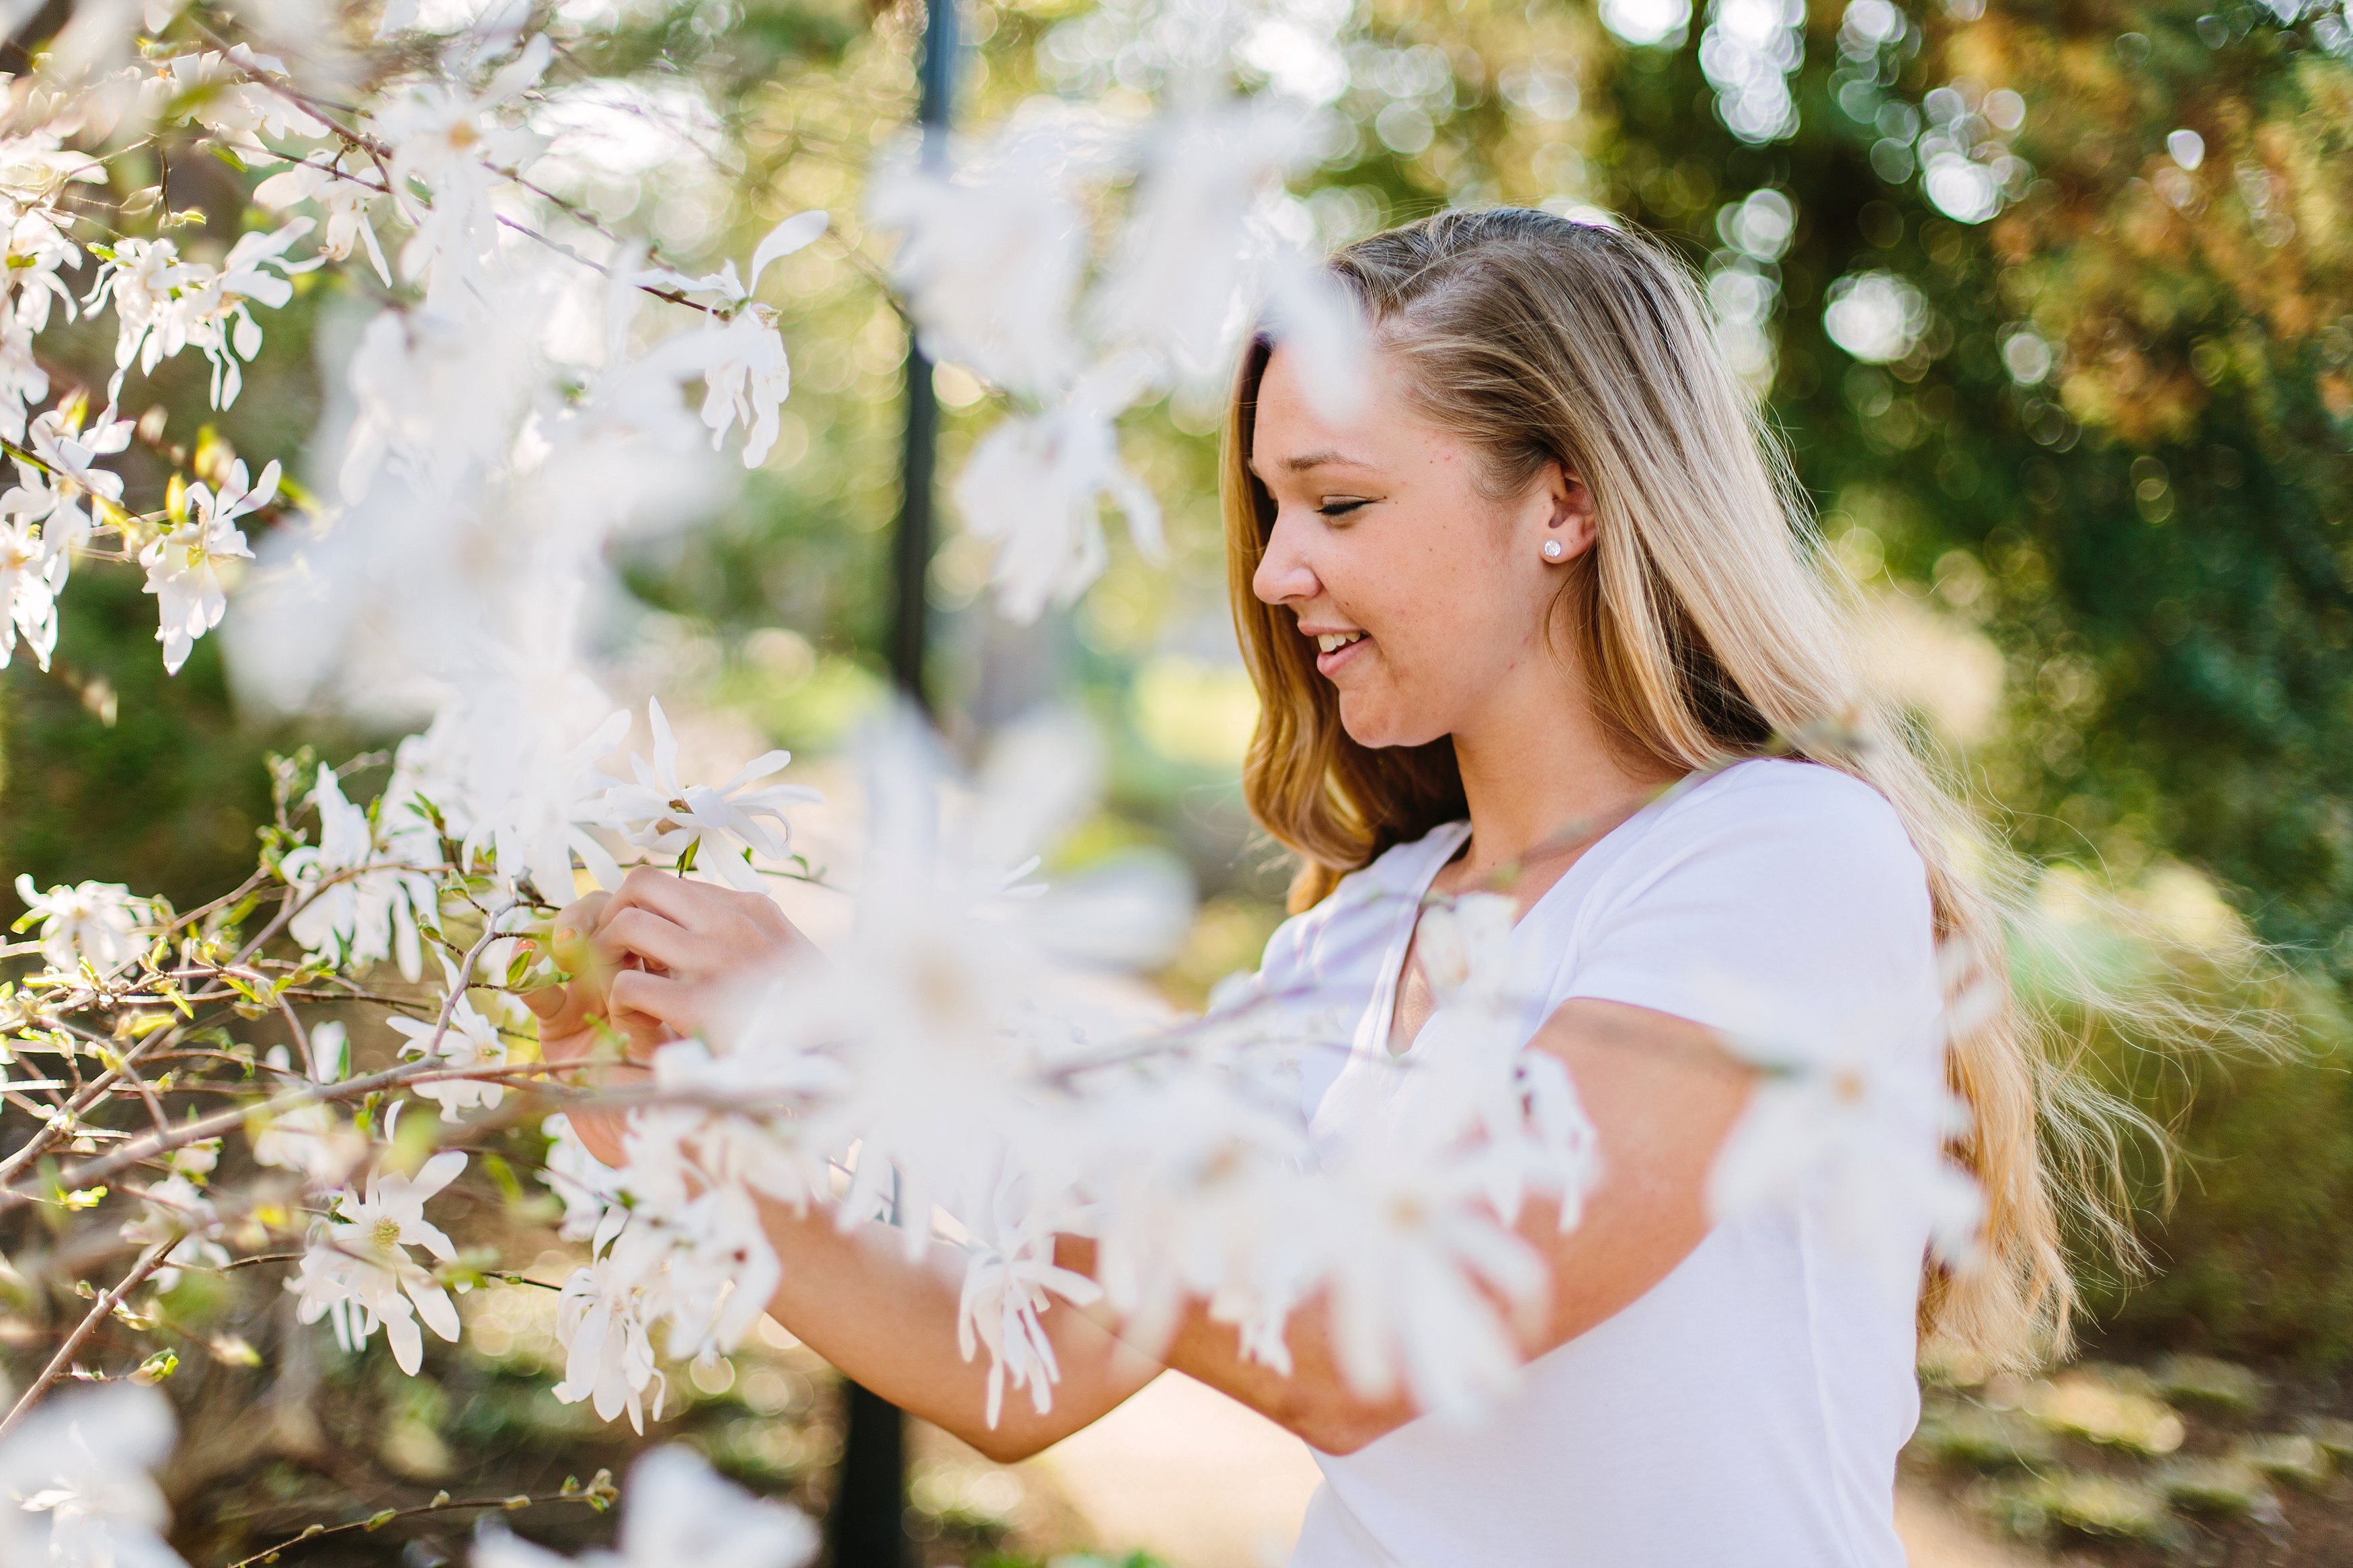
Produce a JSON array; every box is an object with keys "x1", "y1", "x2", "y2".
[{"x1": 1316, "y1": 499, "x2": 1369, "y2": 518}]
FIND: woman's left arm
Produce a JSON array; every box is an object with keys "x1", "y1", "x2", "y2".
[
  {"x1": 580, "y1": 877, "x2": 1753, "y2": 1458},
  {"x1": 1069, "y1": 997, "x2": 1752, "y2": 1454}
]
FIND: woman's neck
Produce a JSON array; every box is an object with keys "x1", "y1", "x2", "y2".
[{"x1": 1446, "y1": 660, "x2": 1682, "y2": 886}]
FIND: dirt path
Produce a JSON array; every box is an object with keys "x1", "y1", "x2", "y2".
[{"x1": 1023, "y1": 1374, "x2": 2049, "y2": 1567}]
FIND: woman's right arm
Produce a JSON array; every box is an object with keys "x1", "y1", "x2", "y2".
[
  {"x1": 530, "y1": 883, "x2": 1167, "y2": 1461},
  {"x1": 751, "y1": 1198, "x2": 1166, "y2": 1462}
]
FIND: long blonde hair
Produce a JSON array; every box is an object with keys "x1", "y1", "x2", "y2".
[{"x1": 1224, "y1": 207, "x2": 2126, "y2": 1371}]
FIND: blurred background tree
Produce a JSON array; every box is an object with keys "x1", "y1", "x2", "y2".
[{"x1": 9, "y1": 0, "x2": 2353, "y2": 1559}]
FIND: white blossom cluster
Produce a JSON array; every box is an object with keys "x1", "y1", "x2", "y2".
[{"x1": 868, "y1": 88, "x2": 1366, "y2": 620}]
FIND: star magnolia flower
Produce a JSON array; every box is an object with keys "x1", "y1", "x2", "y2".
[
  {"x1": 1094, "y1": 95, "x2": 1324, "y2": 378},
  {"x1": 1, "y1": 204, "x2": 85, "y2": 339},
  {"x1": 287, "y1": 1151, "x2": 467, "y2": 1375},
  {"x1": 950, "y1": 354, "x2": 1163, "y2": 623},
  {"x1": 387, "y1": 988, "x2": 511, "y2": 1120},
  {"x1": 4, "y1": 404, "x2": 132, "y2": 589},
  {"x1": 11, "y1": 874, "x2": 155, "y2": 976},
  {"x1": 282, "y1": 764, "x2": 437, "y2": 981},
  {"x1": 0, "y1": 1383, "x2": 187, "y2": 1568},
  {"x1": 249, "y1": 1100, "x2": 364, "y2": 1184},
  {"x1": 139, "y1": 47, "x2": 329, "y2": 151},
  {"x1": 118, "y1": 1173, "x2": 229, "y2": 1292},
  {"x1": 550, "y1": 1247, "x2": 666, "y2": 1433},
  {"x1": 691, "y1": 308, "x2": 792, "y2": 468},
  {"x1": 1708, "y1": 1012, "x2": 1985, "y2": 1285},
  {"x1": 475, "y1": 1446, "x2": 816, "y2": 1568},
  {"x1": 0, "y1": 319, "x2": 52, "y2": 442},
  {"x1": 600, "y1": 698, "x2": 819, "y2": 893},
  {"x1": 0, "y1": 514, "x2": 56, "y2": 671},
  {"x1": 167, "y1": 218, "x2": 318, "y2": 408},
  {"x1": 376, "y1": 36, "x2": 551, "y2": 292},
  {"x1": 867, "y1": 116, "x2": 1104, "y2": 400},
  {"x1": 85, "y1": 237, "x2": 199, "y2": 392},
  {"x1": 0, "y1": 131, "x2": 105, "y2": 212},
  {"x1": 254, "y1": 157, "x2": 392, "y2": 286},
  {"x1": 140, "y1": 458, "x2": 275, "y2": 674},
  {"x1": 955, "y1": 1167, "x2": 1105, "y2": 1426}
]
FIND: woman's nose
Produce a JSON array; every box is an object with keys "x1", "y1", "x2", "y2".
[{"x1": 1252, "y1": 512, "x2": 1320, "y2": 606}]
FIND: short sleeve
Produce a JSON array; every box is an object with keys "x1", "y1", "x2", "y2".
[{"x1": 1558, "y1": 764, "x2": 1943, "y2": 1066}]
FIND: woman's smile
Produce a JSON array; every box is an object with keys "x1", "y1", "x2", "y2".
[{"x1": 1306, "y1": 626, "x2": 1371, "y2": 677}]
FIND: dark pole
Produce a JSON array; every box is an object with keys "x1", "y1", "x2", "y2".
[
  {"x1": 833, "y1": 3, "x2": 955, "y2": 1566},
  {"x1": 885, "y1": 0, "x2": 957, "y2": 711}
]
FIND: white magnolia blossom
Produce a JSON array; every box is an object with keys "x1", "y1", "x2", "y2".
[
  {"x1": 0, "y1": 514, "x2": 57, "y2": 670},
  {"x1": 951, "y1": 354, "x2": 1164, "y2": 623},
  {"x1": 376, "y1": 35, "x2": 552, "y2": 294},
  {"x1": 12, "y1": 875, "x2": 157, "y2": 975},
  {"x1": 877, "y1": 91, "x2": 1363, "y2": 619},
  {"x1": 1094, "y1": 95, "x2": 1333, "y2": 383},
  {"x1": 5, "y1": 405, "x2": 132, "y2": 587},
  {"x1": 138, "y1": 45, "x2": 329, "y2": 149},
  {"x1": 250, "y1": 1098, "x2": 366, "y2": 1184},
  {"x1": 0, "y1": 1383, "x2": 187, "y2": 1568},
  {"x1": 684, "y1": 309, "x2": 795, "y2": 467},
  {"x1": 600, "y1": 698, "x2": 820, "y2": 892},
  {"x1": 86, "y1": 219, "x2": 313, "y2": 407},
  {"x1": 643, "y1": 210, "x2": 826, "y2": 466},
  {"x1": 389, "y1": 980, "x2": 512, "y2": 1120},
  {"x1": 288, "y1": 1151, "x2": 468, "y2": 1374},
  {"x1": 119, "y1": 1172, "x2": 231, "y2": 1291},
  {"x1": 475, "y1": 1446, "x2": 816, "y2": 1568},
  {"x1": 255, "y1": 155, "x2": 393, "y2": 286},
  {"x1": 1711, "y1": 1016, "x2": 1985, "y2": 1283},
  {"x1": 868, "y1": 113, "x2": 1109, "y2": 399},
  {"x1": 139, "y1": 457, "x2": 275, "y2": 673},
  {"x1": 282, "y1": 763, "x2": 438, "y2": 981}
]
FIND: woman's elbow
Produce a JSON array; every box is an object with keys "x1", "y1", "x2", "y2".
[
  {"x1": 965, "y1": 1431, "x2": 1047, "y2": 1465},
  {"x1": 1281, "y1": 1396, "x2": 1407, "y2": 1456}
]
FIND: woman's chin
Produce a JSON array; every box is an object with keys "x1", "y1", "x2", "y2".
[{"x1": 1337, "y1": 695, "x2": 1445, "y2": 752}]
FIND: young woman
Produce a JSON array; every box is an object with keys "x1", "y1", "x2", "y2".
[{"x1": 536, "y1": 208, "x2": 2082, "y2": 1565}]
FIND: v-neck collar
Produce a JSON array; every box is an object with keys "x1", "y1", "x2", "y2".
[{"x1": 1361, "y1": 782, "x2": 1701, "y2": 1061}]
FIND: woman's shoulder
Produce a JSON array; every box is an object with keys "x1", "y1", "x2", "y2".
[{"x1": 1601, "y1": 757, "x2": 1928, "y2": 913}]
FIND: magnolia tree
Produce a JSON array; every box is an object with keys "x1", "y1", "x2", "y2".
[{"x1": 0, "y1": 1, "x2": 1984, "y2": 1563}]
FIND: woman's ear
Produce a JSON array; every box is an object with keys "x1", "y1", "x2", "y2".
[{"x1": 1540, "y1": 462, "x2": 1599, "y2": 561}]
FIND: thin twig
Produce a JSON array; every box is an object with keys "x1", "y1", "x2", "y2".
[
  {"x1": 0, "y1": 1236, "x2": 175, "y2": 1441},
  {"x1": 223, "y1": 1479, "x2": 616, "y2": 1568}
]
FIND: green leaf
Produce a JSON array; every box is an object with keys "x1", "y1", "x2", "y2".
[{"x1": 206, "y1": 142, "x2": 248, "y2": 173}]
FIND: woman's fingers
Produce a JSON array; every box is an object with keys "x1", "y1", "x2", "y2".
[
  {"x1": 598, "y1": 866, "x2": 716, "y2": 933},
  {"x1": 610, "y1": 966, "x2": 700, "y2": 1036},
  {"x1": 526, "y1": 892, "x2": 621, "y2": 1026},
  {"x1": 594, "y1": 907, "x2": 699, "y2": 977}
]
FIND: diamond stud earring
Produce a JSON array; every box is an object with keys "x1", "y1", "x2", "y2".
[{"x1": 1542, "y1": 539, "x2": 1565, "y2": 560}]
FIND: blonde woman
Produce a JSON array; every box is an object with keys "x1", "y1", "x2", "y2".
[{"x1": 541, "y1": 208, "x2": 2079, "y2": 1565}]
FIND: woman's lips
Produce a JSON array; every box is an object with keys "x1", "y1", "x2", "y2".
[{"x1": 1316, "y1": 634, "x2": 1370, "y2": 678}]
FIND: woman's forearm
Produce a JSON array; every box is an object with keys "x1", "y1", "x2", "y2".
[
  {"x1": 753, "y1": 1197, "x2": 1163, "y2": 1462},
  {"x1": 1051, "y1": 1237, "x2": 1421, "y2": 1455}
]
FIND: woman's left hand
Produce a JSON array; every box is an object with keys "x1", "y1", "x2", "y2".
[{"x1": 582, "y1": 866, "x2": 814, "y2": 1042}]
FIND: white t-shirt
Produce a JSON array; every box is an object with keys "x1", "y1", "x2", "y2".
[{"x1": 1251, "y1": 758, "x2": 1945, "y2": 1568}]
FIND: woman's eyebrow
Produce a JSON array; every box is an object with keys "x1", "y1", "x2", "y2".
[{"x1": 1252, "y1": 450, "x2": 1378, "y2": 480}]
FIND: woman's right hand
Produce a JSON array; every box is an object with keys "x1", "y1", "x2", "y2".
[{"x1": 528, "y1": 892, "x2": 653, "y2": 1169}]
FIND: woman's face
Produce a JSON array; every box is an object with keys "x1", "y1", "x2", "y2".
[{"x1": 1249, "y1": 343, "x2": 1594, "y2": 750}]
